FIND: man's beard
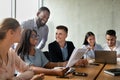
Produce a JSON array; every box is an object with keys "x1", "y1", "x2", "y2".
[{"x1": 36, "y1": 18, "x2": 46, "y2": 28}]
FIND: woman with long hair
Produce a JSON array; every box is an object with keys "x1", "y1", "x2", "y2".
[
  {"x1": 16, "y1": 29, "x2": 88, "y2": 76},
  {"x1": 0, "y1": 18, "x2": 43, "y2": 80},
  {"x1": 82, "y1": 31, "x2": 102, "y2": 59},
  {"x1": 16, "y1": 29, "x2": 70, "y2": 76}
]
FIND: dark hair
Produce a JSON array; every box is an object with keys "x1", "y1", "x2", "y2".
[
  {"x1": 0, "y1": 18, "x2": 20, "y2": 40},
  {"x1": 38, "y1": 6, "x2": 50, "y2": 14},
  {"x1": 56, "y1": 25, "x2": 68, "y2": 33},
  {"x1": 83, "y1": 31, "x2": 95, "y2": 45},
  {"x1": 16, "y1": 29, "x2": 37, "y2": 61},
  {"x1": 106, "y1": 29, "x2": 116, "y2": 37}
]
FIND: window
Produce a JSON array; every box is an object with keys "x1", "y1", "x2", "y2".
[
  {"x1": 0, "y1": 0, "x2": 11, "y2": 19},
  {"x1": 16, "y1": 0, "x2": 38, "y2": 23}
]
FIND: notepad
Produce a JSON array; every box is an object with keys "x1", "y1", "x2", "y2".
[{"x1": 104, "y1": 68, "x2": 120, "y2": 76}]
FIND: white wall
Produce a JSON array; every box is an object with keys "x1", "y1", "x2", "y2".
[
  {"x1": 0, "y1": 0, "x2": 11, "y2": 18},
  {"x1": 42, "y1": 0, "x2": 120, "y2": 51}
]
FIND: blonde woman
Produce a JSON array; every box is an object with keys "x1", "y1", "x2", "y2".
[{"x1": 0, "y1": 18, "x2": 43, "y2": 80}]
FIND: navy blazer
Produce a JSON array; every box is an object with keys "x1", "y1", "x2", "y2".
[{"x1": 48, "y1": 41, "x2": 75, "y2": 62}]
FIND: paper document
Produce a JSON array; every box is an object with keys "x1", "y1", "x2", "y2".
[{"x1": 66, "y1": 48, "x2": 88, "y2": 67}]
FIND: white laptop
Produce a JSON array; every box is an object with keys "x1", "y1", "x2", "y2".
[{"x1": 95, "y1": 50, "x2": 117, "y2": 64}]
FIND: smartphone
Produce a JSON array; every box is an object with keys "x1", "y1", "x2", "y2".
[
  {"x1": 89, "y1": 63, "x2": 100, "y2": 66},
  {"x1": 73, "y1": 72, "x2": 88, "y2": 77},
  {"x1": 64, "y1": 68, "x2": 75, "y2": 76},
  {"x1": 56, "y1": 68, "x2": 75, "y2": 78}
]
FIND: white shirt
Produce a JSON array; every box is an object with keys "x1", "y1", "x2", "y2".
[
  {"x1": 103, "y1": 41, "x2": 120, "y2": 57},
  {"x1": 82, "y1": 44, "x2": 103, "y2": 59}
]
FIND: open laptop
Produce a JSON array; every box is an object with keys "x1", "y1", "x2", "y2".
[{"x1": 94, "y1": 50, "x2": 117, "y2": 64}]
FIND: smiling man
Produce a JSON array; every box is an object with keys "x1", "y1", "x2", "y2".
[
  {"x1": 48, "y1": 25, "x2": 75, "y2": 62},
  {"x1": 21, "y1": 6, "x2": 50, "y2": 50},
  {"x1": 103, "y1": 29, "x2": 120, "y2": 57}
]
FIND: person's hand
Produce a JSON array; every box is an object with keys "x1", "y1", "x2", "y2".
[
  {"x1": 31, "y1": 73, "x2": 44, "y2": 80},
  {"x1": 87, "y1": 46, "x2": 94, "y2": 51},
  {"x1": 53, "y1": 67, "x2": 69, "y2": 76},
  {"x1": 87, "y1": 47, "x2": 91, "y2": 51},
  {"x1": 74, "y1": 59, "x2": 88, "y2": 67}
]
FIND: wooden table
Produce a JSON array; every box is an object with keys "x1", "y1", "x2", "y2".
[
  {"x1": 96, "y1": 62, "x2": 120, "y2": 80},
  {"x1": 44, "y1": 64, "x2": 104, "y2": 80}
]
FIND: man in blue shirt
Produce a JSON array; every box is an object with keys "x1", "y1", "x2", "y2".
[{"x1": 48, "y1": 25, "x2": 75, "y2": 62}]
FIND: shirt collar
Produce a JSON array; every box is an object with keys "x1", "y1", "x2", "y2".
[
  {"x1": 61, "y1": 42, "x2": 67, "y2": 49},
  {"x1": 105, "y1": 41, "x2": 119, "y2": 51}
]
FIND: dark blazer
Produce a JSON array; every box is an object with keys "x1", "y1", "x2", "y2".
[{"x1": 48, "y1": 41, "x2": 75, "y2": 62}]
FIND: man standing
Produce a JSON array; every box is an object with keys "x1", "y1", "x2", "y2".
[
  {"x1": 103, "y1": 29, "x2": 120, "y2": 57},
  {"x1": 21, "y1": 6, "x2": 50, "y2": 50}
]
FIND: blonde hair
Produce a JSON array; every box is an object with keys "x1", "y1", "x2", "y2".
[{"x1": 0, "y1": 18, "x2": 20, "y2": 40}]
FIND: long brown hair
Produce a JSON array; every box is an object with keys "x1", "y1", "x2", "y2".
[
  {"x1": 16, "y1": 29, "x2": 37, "y2": 61},
  {"x1": 0, "y1": 17, "x2": 20, "y2": 66}
]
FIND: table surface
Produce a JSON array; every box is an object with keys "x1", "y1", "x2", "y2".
[
  {"x1": 44, "y1": 64, "x2": 104, "y2": 80},
  {"x1": 44, "y1": 59, "x2": 120, "y2": 80},
  {"x1": 96, "y1": 62, "x2": 120, "y2": 80}
]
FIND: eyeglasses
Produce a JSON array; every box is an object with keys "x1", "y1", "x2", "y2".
[{"x1": 30, "y1": 34, "x2": 39, "y2": 39}]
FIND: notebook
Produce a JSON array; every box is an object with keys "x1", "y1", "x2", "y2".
[
  {"x1": 104, "y1": 68, "x2": 120, "y2": 76},
  {"x1": 94, "y1": 50, "x2": 117, "y2": 64}
]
